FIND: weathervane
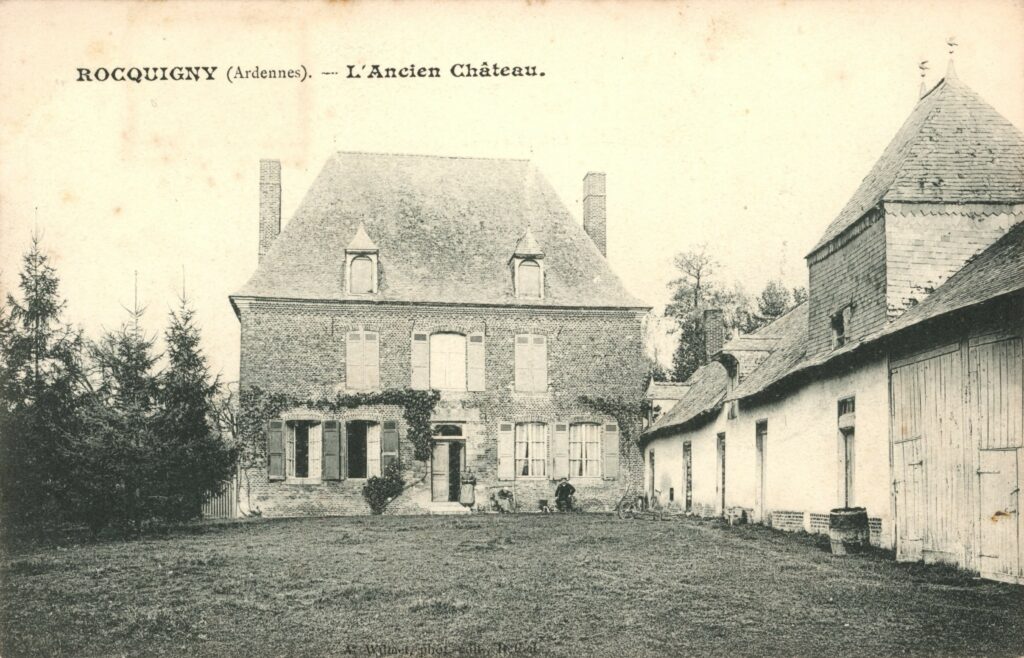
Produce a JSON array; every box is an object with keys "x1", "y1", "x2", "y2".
[{"x1": 947, "y1": 36, "x2": 958, "y2": 57}]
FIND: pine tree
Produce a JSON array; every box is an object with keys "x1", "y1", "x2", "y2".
[
  {"x1": 0, "y1": 233, "x2": 85, "y2": 524},
  {"x1": 151, "y1": 297, "x2": 237, "y2": 523}
]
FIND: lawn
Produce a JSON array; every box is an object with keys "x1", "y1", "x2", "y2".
[{"x1": 2, "y1": 514, "x2": 1023, "y2": 657}]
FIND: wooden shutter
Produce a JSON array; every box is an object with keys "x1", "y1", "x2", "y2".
[
  {"x1": 339, "y1": 422, "x2": 348, "y2": 480},
  {"x1": 267, "y1": 420, "x2": 285, "y2": 481},
  {"x1": 467, "y1": 333, "x2": 486, "y2": 391},
  {"x1": 381, "y1": 421, "x2": 399, "y2": 471},
  {"x1": 365, "y1": 332, "x2": 380, "y2": 389},
  {"x1": 514, "y1": 335, "x2": 530, "y2": 391},
  {"x1": 346, "y1": 332, "x2": 363, "y2": 389},
  {"x1": 497, "y1": 422, "x2": 515, "y2": 480},
  {"x1": 367, "y1": 424, "x2": 382, "y2": 477},
  {"x1": 411, "y1": 333, "x2": 429, "y2": 390},
  {"x1": 322, "y1": 421, "x2": 341, "y2": 480},
  {"x1": 602, "y1": 423, "x2": 620, "y2": 480},
  {"x1": 532, "y1": 335, "x2": 547, "y2": 392},
  {"x1": 552, "y1": 423, "x2": 569, "y2": 480}
]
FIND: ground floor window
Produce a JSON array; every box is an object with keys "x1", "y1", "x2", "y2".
[
  {"x1": 515, "y1": 422, "x2": 547, "y2": 477},
  {"x1": 569, "y1": 422, "x2": 601, "y2": 477},
  {"x1": 286, "y1": 421, "x2": 322, "y2": 480}
]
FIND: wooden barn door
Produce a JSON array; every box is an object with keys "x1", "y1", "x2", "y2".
[
  {"x1": 891, "y1": 344, "x2": 964, "y2": 564},
  {"x1": 970, "y1": 338, "x2": 1022, "y2": 582}
]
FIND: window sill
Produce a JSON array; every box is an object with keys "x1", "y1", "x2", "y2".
[{"x1": 283, "y1": 478, "x2": 323, "y2": 485}]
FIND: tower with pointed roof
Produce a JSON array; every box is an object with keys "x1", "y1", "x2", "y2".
[{"x1": 805, "y1": 61, "x2": 1024, "y2": 356}]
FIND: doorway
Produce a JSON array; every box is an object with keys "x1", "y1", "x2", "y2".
[
  {"x1": 431, "y1": 441, "x2": 463, "y2": 502},
  {"x1": 755, "y1": 422, "x2": 767, "y2": 523},
  {"x1": 716, "y1": 433, "x2": 726, "y2": 515}
]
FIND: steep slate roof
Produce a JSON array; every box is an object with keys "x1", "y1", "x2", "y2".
[
  {"x1": 233, "y1": 152, "x2": 646, "y2": 309},
  {"x1": 810, "y1": 65, "x2": 1024, "y2": 254}
]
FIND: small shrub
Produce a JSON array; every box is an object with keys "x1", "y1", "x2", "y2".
[{"x1": 362, "y1": 462, "x2": 404, "y2": 514}]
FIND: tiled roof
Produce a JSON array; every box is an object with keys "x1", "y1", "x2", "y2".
[
  {"x1": 233, "y1": 152, "x2": 647, "y2": 309},
  {"x1": 642, "y1": 361, "x2": 729, "y2": 441},
  {"x1": 512, "y1": 227, "x2": 544, "y2": 258},
  {"x1": 810, "y1": 66, "x2": 1024, "y2": 254}
]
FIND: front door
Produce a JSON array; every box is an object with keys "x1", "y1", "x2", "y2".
[
  {"x1": 978, "y1": 449, "x2": 1020, "y2": 582},
  {"x1": 431, "y1": 441, "x2": 449, "y2": 502}
]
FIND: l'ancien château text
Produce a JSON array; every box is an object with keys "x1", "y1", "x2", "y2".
[{"x1": 345, "y1": 62, "x2": 545, "y2": 79}]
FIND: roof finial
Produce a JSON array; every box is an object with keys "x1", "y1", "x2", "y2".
[
  {"x1": 918, "y1": 59, "x2": 930, "y2": 98},
  {"x1": 946, "y1": 37, "x2": 958, "y2": 79}
]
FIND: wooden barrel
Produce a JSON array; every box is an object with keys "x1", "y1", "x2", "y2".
[{"x1": 828, "y1": 507, "x2": 869, "y2": 555}]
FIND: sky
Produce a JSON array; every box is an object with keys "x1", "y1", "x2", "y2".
[{"x1": 1, "y1": 0, "x2": 1023, "y2": 381}]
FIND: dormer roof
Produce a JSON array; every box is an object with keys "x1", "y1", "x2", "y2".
[
  {"x1": 512, "y1": 227, "x2": 544, "y2": 258},
  {"x1": 346, "y1": 223, "x2": 378, "y2": 253},
  {"x1": 809, "y1": 68, "x2": 1024, "y2": 256}
]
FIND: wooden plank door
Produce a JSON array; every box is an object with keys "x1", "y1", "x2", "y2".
[
  {"x1": 977, "y1": 449, "x2": 1020, "y2": 582},
  {"x1": 431, "y1": 441, "x2": 450, "y2": 502},
  {"x1": 894, "y1": 438, "x2": 925, "y2": 562}
]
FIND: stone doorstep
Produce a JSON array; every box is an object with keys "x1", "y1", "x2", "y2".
[{"x1": 428, "y1": 502, "x2": 473, "y2": 515}]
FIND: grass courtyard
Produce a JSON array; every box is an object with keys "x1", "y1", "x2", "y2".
[{"x1": 2, "y1": 514, "x2": 1023, "y2": 657}]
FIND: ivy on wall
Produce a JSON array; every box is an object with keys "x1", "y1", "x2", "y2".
[
  {"x1": 577, "y1": 394, "x2": 651, "y2": 444},
  {"x1": 239, "y1": 386, "x2": 441, "y2": 463}
]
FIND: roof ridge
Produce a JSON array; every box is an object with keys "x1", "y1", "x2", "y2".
[{"x1": 332, "y1": 150, "x2": 531, "y2": 163}]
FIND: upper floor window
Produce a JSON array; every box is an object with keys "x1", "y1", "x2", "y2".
[
  {"x1": 514, "y1": 334, "x2": 548, "y2": 392},
  {"x1": 346, "y1": 223, "x2": 379, "y2": 295},
  {"x1": 517, "y1": 259, "x2": 542, "y2": 298},
  {"x1": 349, "y1": 256, "x2": 374, "y2": 294},
  {"x1": 430, "y1": 333, "x2": 467, "y2": 390},
  {"x1": 831, "y1": 306, "x2": 852, "y2": 349},
  {"x1": 346, "y1": 330, "x2": 380, "y2": 390}
]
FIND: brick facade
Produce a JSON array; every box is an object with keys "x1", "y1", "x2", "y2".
[{"x1": 237, "y1": 298, "x2": 647, "y2": 517}]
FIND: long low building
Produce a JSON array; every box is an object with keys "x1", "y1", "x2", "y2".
[{"x1": 642, "y1": 62, "x2": 1024, "y2": 583}]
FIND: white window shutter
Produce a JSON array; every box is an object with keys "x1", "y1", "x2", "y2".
[
  {"x1": 552, "y1": 423, "x2": 569, "y2": 480},
  {"x1": 514, "y1": 336, "x2": 530, "y2": 391},
  {"x1": 602, "y1": 423, "x2": 620, "y2": 480},
  {"x1": 532, "y1": 336, "x2": 547, "y2": 392},
  {"x1": 411, "y1": 333, "x2": 429, "y2": 389},
  {"x1": 367, "y1": 424, "x2": 382, "y2": 477},
  {"x1": 467, "y1": 333, "x2": 485, "y2": 391},
  {"x1": 365, "y1": 332, "x2": 380, "y2": 389},
  {"x1": 347, "y1": 332, "x2": 363, "y2": 389},
  {"x1": 497, "y1": 422, "x2": 515, "y2": 480}
]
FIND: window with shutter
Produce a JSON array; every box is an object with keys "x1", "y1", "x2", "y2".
[
  {"x1": 346, "y1": 331, "x2": 380, "y2": 390},
  {"x1": 411, "y1": 333, "x2": 429, "y2": 389},
  {"x1": 569, "y1": 423, "x2": 602, "y2": 478},
  {"x1": 430, "y1": 333, "x2": 467, "y2": 390},
  {"x1": 517, "y1": 259, "x2": 542, "y2": 298},
  {"x1": 514, "y1": 422, "x2": 547, "y2": 477},
  {"x1": 514, "y1": 334, "x2": 547, "y2": 392},
  {"x1": 349, "y1": 256, "x2": 374, "y2": 294}
]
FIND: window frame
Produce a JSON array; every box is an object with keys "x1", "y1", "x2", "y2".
[
  {"x1": 345, "y1": 252, "x2": 379, "y2": 295},
  {"x1": 568, "y1": 422, "x2": 602, "y2": 479},
  {"x1": 429, "y1": 332, "x2": 468, "y2": 391},
  {"x1": 284, "y1": 420, "x2": 323, "y2": 484},
  {"x1": 516, "y1": 258, "x2": 543, "y2": 299},
  {"x1": 348, "y1": 255, "x2": 375, "y2": 295},
  {"x1": 514, "y1": 422, "x2": 548, "y2": 478}
]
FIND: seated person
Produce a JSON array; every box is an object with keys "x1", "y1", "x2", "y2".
[{"x1": 554, "y1": 478, "x2": 576, "y2": 512}]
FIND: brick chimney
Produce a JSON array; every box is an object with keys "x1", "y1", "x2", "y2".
[
  {"x1": 704, "y1": 308, "x2": 724, "y2": 361},
  {"x1": 583, "y1": 172, "x2": 607, "y2": 256},
  {"x1": 259, "y1": 159, "x2": 281, "y2": 262}
]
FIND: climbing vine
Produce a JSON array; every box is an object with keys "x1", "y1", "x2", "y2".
[
  {"x1": 238, "y1": 386, "x2": 441, "y2": 463},
  {"x1": 577, "y1": 394, "x2": 651, "y2": 445}
]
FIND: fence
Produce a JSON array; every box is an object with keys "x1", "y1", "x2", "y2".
[{"x1": 201, "y1": 476, "x2": 237, "y2": 519}]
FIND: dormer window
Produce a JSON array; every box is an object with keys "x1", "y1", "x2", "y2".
[
  {"x1": 510, "y1": 227, "x2": 545, "y2": 299},
  {"x1": 345, "y1": 223, "x2": 379, "y2": 295},
  {"x1": 517, "y1": 259, "x2": 542, "y2": 298},
  {"x1": 831, "y1": 305, "x2": 852, "y2": 349}
]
